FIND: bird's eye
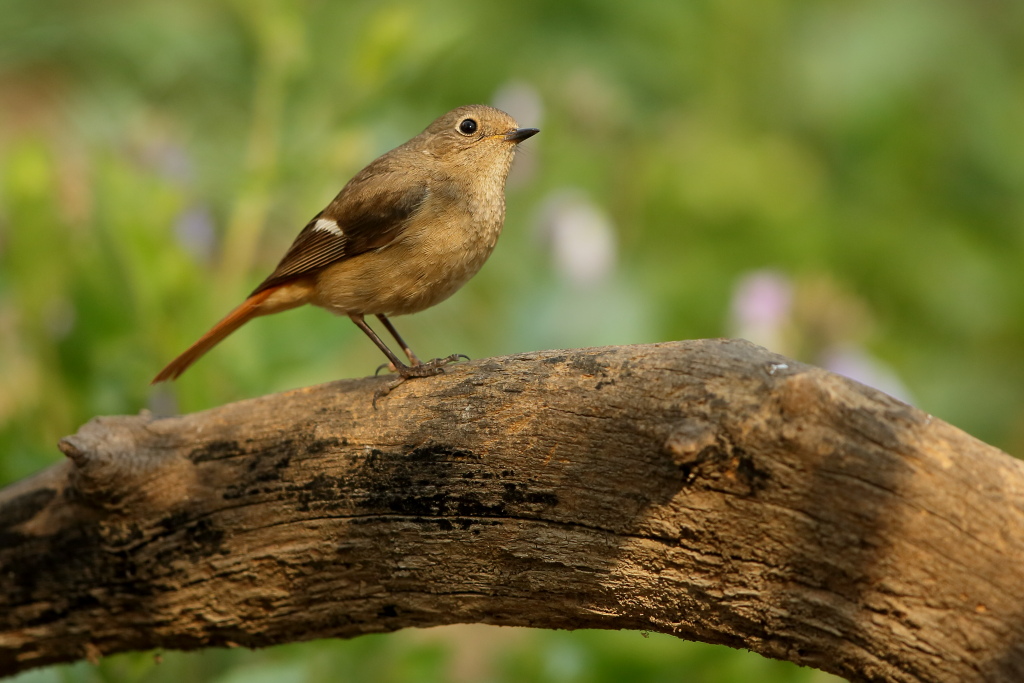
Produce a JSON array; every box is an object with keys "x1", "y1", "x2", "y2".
[{"x1": 458, "y1": 118, "x2": 478, "y2": 135}]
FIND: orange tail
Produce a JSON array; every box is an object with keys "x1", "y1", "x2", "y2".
[{"x1": 152, "y1": 282, "x2": 311, "y2": 383}]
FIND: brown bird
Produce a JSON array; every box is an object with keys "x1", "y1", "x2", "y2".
[{"x1": 153, "y1": 104, "x2": 538, "y2": 396}]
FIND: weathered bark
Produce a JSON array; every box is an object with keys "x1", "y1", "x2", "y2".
[{"x1": 1, "y1": 340, "x2": 1022, "y2": 682}]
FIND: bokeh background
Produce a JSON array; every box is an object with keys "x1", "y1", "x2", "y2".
[{"x1": 3, "y1": 0, "x2": 1023, "y2": 681}]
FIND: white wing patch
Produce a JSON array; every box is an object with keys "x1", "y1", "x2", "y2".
[{"x1": 312, "y1": 217, "x2": 344, "y2": 237}]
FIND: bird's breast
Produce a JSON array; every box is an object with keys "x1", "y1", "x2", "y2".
[{"x1": 312, "y1": 190, "x2": 506, "y2": 317}]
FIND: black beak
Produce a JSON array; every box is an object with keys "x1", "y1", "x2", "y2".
[{"x1": 505, "y1": 127, "x2": 540, "y2": 143}]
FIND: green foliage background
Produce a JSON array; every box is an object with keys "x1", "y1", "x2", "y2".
[{"x1": 2, "y1": 0, "x2": 1022, "y2": 681}]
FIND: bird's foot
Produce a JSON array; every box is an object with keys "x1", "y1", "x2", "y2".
[
  {"x1": 375, "y1": 353, "x2": 468, "y2": 376},
  {"x1": 371, "y1": 354, "x2": 470, "y2": 408},
  {"x1": 414, "y1": 353, "x2": 470, "y2": 374}
]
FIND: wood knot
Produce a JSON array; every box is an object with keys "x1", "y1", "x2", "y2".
[
  {"x1": 57, "y1": 414, "x2": 170, "y2": 510},
  {"x1": 58, "y1": 436, "x2": 89, "y2": 467},
  {"x1": 663, "y1": 418, "x2": 718, "y2": 468},
  {"x1": 663, "y1": 418, "x2": 768, "y2": 494}
]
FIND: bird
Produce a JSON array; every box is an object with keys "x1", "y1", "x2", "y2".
[{"x1": 152, "y1": 104, "x2": 539, "y2": 398}]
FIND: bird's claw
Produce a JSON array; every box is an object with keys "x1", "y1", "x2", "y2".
[
  {"x1": 372, "y1": 376, "x2": 406, "y2": 409},
  {"x1": 407, "y1": 353, "x2": 468, "y2": 375},
  {"x1": 370, "y1": 353, "x2": 470, "y2": 408}
]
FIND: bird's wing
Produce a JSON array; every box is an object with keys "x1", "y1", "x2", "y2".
[{"x1": 251, "y1": 170, "x2": 428, "y2": 295}]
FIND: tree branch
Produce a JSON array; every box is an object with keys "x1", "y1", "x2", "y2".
[{"x1": 1, "y1": 340, "x2": 1022, "y2": 682}]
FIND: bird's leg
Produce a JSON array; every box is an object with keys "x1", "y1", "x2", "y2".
[
  {"x1": 375, "y1": 314, "x2": 469, "y2": 373},
  {"x1": 376, "y1": 314, "x2": 422, "y2": 366},
  {"x1": 349, "y1": 315, "x2": 461, "y2": 406},
  {"x1": 349, "y1": 314, "x2": 420, "y2": 374}
]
